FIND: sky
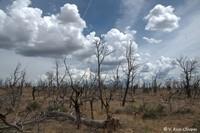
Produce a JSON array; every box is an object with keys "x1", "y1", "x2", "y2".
[{"x1": 0, "y1": 0, "x2": 200, "y2": 82}]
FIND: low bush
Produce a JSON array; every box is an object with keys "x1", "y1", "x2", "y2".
[
  {"x1": 115, "y1": 104, "x2": 138, "y2": 114},
  {"x1": 115, "y1": 103, "x2": 166, "y2": 119},
  {"x1": 26, "y1": 101, "x2": 41, "y2": 112},
  {"x1": 173, "y1": 107, "x2": 193, "y2": 115},
  {"x1": 47, "y1": 101, "x2": 66, "y2": 112},
  {"x1": 192, "y1": 119, "x2": 200, "y2": 131},
  {"x1": 142, "y1": 104, "x2": 166, "y2": 119}
]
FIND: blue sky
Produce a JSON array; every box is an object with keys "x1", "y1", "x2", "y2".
[
  {"x1": 30, "y1": 0, "x2": 121, "y2": 34},
  {"x1": 0, "y1": 0, "x2": 200, "y2": 82}
]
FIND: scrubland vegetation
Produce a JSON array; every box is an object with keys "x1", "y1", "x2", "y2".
[{"x1": 0, "y1": 42, "x2": 200, "y2": 133}]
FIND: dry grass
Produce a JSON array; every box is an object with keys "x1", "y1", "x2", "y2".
[{"x1": 0, "y1": 88, "x2": 200, "y2": 133}]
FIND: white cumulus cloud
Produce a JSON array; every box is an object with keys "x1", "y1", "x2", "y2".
[
  {"x1": 143, "y1": 36, "x2": 162, "y2": 44},
  {"x1": 144, "y1": 4, "x2": 180, "y2": 32},
  {"x1": 81, "y1": 28, "x2": 139, "y2": 72},
  {"x1": 101, "y1": 28, "x2": 138, "y2": 66},
  {"x1": 0, "y1": 0, "x2": 87, "y2": 57},
  {"x1": 140, "y1": 56, "x2": 177, "y2": 81}
]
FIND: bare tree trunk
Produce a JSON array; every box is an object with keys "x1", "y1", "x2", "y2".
[
  {"x1": 90, "y1": 100, "x2": 94, "y2": 120},
  {"x1": 177, "y1": 56, "x2": 199, "y2": 98},
  {"x1": 95, "y1": 40, "x2": 112, "y2": 110},
  {"x1": 186, "y1": 74, "x2": 191, "y2": 98},
  {"x1": 97, "y1": 62, "x2": 103, "y2": 109},
  {"x1": 122, "y1": 41, "x2": 138, "y2": 106},
  {"x1": 32, "y1": 87, "x2": 36, "y2": 100},
  {"x1": 75, "y1": 103, "x2": 81, "y2": 129},
  {"x1": 122, "y1": 72, "x2": 130, "y2": 106}
]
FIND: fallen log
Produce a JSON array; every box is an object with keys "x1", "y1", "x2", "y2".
[
  {"x1": 45, "y1": 111, "x2": 120, "y2": 130},
  {"x1": 0, "y1": 111, "x2": 120, "y2": 132},
  {"x1": 0, "y1": 113, "x2": 23, "y2": 132},
  {"x1": 45, "y1": 111, "x2": 105, "y2": 128},
  {"x1": 0, "y1": 112, "x2": 47, "y2": 132}
]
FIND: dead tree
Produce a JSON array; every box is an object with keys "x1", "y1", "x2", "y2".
[
  {"x1": 0, "y1": 113, "x2": 23, "y2": 132},
  {"x1": 45, "y1": 111, "x2": 120, "y2": 131},
  {"x1": 6, "y1": 63, "x2": 26, "y2": 108},
  {"x1": 122, "y1": 41, "x2": 138, "y2": 106},
  {"x1": 142, "y1": 81, "x2": 149, "y2": 93},
  {"x1": 45, "y1": 71, "x2": 54, "y2": 97},
  {"x1": 151, "y1": 72, "x2": 162, "y2": 94},
  {"x1": 0, "y1": 79, "x2": 3, "y2": 87},
  {"x1": 95, "y1": 39, "x2": 112, "y2": 109},
  {"x1": 165, "y1": 79, "x2": 172, "y2": 91},
  {"x1": 36, "y1": 78, "x2": 47, "y2": 97},
  {"x1": 32, "y1": 86, "x2": 36, "y2": 100},
  {"x1": 83, "y1": 72, "x2": 97, "y2": 120},
  {"x1": 113, "y1": 63, "x2": 123, "y2": 99},
  {"x1": 130, "y1": 70, "x2": 138, "y2": 96},
  {"x1": 52, "y1": 59, "x2": 67, "y2": 103},
  {"x1": 0, "y1": 64, "x2": 29, "y2": 132},
  {"x1": 55, "y1": 59, "x2": 66, "y2": 88},
  {"x1": 192, "y1": 76, "x2": 200, "y2": 98},
  {"x1": 114, "y1": 64, "x2": 120, "y2": 90},
  {"x1": 55, "y1": 60, "x2": 60, "y2": 90},
  {"x1": 64, "y1": 58, "x2": 85, "y2": 129},
  {"x1": 177, "y1": 57, "x2": 199, "y2": 98},
  {"x1": 104, "y1": 87, "x2": 114, "y2": 120}
]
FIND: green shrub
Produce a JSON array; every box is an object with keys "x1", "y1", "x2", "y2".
[
  {"x1": 174, "y1": 107, "x2": 193, "y2": 115},
  {"x1": 142, "y1": 109, "x2": 158, "y2": 119},
  {"x1": 142, "y1": 104, "x2": 166, "y2": 119},
  {"x1": 115, "y1": 103, "x2": 166, "y2": 119},
  {"x1": 47, "y1": 103, "x2": 66, "y2": 112},
  {"x1": 192, "y1": 119, "x2": 200, "y2": 131},
  {"x1": 123, "y1": 104, "x2": 136, "y2": 114},
  {"x1": 26, "y1": 101, "x2": 41, "y2": 112},
  {"x1": 115, "y1": 104, "x2": 138, "y2": 114},
  {"x1": 156, "y1": 104, "x2": 165, "y2": 114},
  {"x1": 114, "y1": 108, "x2": 124, "y2": 114}
]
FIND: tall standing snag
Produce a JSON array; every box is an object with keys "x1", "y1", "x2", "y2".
[
  {"x1": 64, "y1": 58, "x2": 85, "y2": 129},
  {"x1": 95, "y1": 39, "x2": 113, "y2": 109},
  {"x1": 54, "y1": 59, "x2": 67, "y2": 96},
  {"x1": 0, "y1": 63, "x2": 26, "y2": 132},
  {"x1": 7, "y1": 63, "x2": 26, "y2": 108},
  {"x1": 122, "y1": 41, "x2": 138, "y2": 106}
]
